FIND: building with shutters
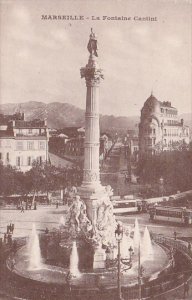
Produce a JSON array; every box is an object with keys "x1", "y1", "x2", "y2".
[{"x1": 0, "y1": 112, "x2": 49, "y2": 172}]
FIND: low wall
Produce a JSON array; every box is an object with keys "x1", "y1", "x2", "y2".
[{"x1": 143, "y1": 234, "x2": 192, "y2": 300}]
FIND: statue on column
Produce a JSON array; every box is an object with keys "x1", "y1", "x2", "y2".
[{"x1": 87, "y1": 28, "x2": 98, "y2": 57}]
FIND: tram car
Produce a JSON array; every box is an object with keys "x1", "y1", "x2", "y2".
[
  {"x1": 149, "y1": 205, "x2": 192, "y2": 225},
  {"x1": 112, "y1": 199, "x2": 145, "y2": 215}
]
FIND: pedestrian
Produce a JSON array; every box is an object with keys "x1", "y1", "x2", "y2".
[
  {"x1": 56, "y1": 201, "x2": 59, "y2": 209},
  {"x1": 4, "y1": 233, "x2": 7, "y2": 243},
  {"x1": 188, "y1": 242, "x2": 191, "y2": 253},
  {"x1": 12, "y1": 240, "x2": 17, "y2": 253},
  {"x1": 183, "y1": 280, "x2": 189, "y2": 298},
  {"x1": 21, "y1": 206, "x2": 24, "y2": 213},
  {"x1": 7, "y1": 224, "x2": 10, "y2": 234},
  {"x1": 10, "y1": 222, "x2": 14, "y2": 233},
  {"x1": 10, "y1": 258, "x2": 15, "y2": 271},
  {"x1": 8, "y1": 233, "x2": 12, "y2": 246},
  {"x1": 173, "y1": 231, "x2": 177, "y2": 240},
  {"x1": 34, "y1": 201, "x2": 37, "y2": 210}
]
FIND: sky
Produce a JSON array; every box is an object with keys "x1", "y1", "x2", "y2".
[{"x1": 0, "y1": 0, "x2": 192, "y2": 117}]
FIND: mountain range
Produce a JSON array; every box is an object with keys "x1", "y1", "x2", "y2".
[
  {"x1": 0, "y1": 101, "x2": 191, "y2": 132},
  {"x1": 0, "y1": 101, "x2": 140, "y2": 132}
]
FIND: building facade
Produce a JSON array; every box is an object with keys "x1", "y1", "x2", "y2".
[
  {"x1": 139, "y1": 94, "x2": 190, "y2": 155},
  {"x1": 0, "y1": 112, "x2": 49, "y2": 172}
]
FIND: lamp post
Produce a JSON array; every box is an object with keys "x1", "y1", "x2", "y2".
[
  {"x1": 159, "y1": 176, "x2": 164, "y2": 197},
  {"x1": 115, "y1": 222, "x2": 124, "y2": 300},
  {"x1": 138, "y1": 243, "x2": 144, "y2": 300}
]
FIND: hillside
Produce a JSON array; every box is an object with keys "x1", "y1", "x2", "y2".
[{"x1": 0, "y1": 101, "x2": 139, "y2": 131}]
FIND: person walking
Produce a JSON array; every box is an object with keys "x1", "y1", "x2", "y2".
[
  {"x1": 188, "y1": 242, "x2": 191, "y2": 253},
  {"x1": 3, "y1": 233, "x2": 7, "y2": 243},
  {"x1": 12, "y1": 223, "x2": 14, "y2": 233},
  {"x1": 183, "y1": 280, "x2": 189, "y2": 298}
]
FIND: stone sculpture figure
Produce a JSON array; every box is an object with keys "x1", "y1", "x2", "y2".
[
  {"x1": 69, "y1": 195, "x2": 84, "y2": 231},
  {"x1": 68, "y1": 195, "x2": 92, "y2": 234}
]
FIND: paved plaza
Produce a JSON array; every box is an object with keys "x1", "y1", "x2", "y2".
[{"x1": 1, "y1": 206, "x2": 192, "y2": 240}]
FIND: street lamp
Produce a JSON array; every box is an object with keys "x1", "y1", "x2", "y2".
[
  {"x1": 159, "y1": 177, "x2": 164, "y2": 197},
  {"x1": 115, "y1": 222, "x2": 124, "y2": 300},
  {"x1": 138, "y1": 243, "x2": 144, "y2": 300}
]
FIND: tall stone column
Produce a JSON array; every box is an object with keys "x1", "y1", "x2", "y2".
[{"x1": 78, "y1": 30, "x2": 105, "y2": 223}]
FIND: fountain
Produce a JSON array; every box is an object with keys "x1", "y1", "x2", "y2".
[
  {"x1": 133, "y1": 218, "x2": 140, "y2": 250},
  {"x1": 28, "y1": 224, "x2": 41, "y2": 270},
  {"x1": 5, "y1": 31, "x2": 173, "y2": 300},
  {"x1": 59, "y1": 216, "x2": 65, "y2": 226},
  {"x1": 121, "y1": 233, "x2": 130, "y2": 259},
  {"x1": 69, "y1": 241, "x2": 80, "y2": 277},
  {"x1": 142, "y1": 226, "x2": 153, "y2": 261}
]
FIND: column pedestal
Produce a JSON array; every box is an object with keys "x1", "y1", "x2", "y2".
[{"x1": 93, "y1": 246, "x2": 106, "y2": 269}]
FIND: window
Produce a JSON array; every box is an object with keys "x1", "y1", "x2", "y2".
[
  {"x1": 16, "y1": 141, "x2": 23, "y2": 150},
  {"x1": 28, "y1": 129, "x2": 32, "y2": 134},
  {"x1": 148, "y1": 138, "x2": 152, "y2": 146},
  {"x1": 16, "y1": 156, "x2": 21, "y2": 166},
  {"x1": 27, "y1": 157, "x2": 32, "y2": 166},
  {"x1": 39, "y1": 141, "x2": 45, "y2": 150},
  {"x1": 37, "y1": 156, "x2": 45, "y2": 164},
  {"x1": 27, "y1": 141, "x2": 34, "y2": 150}
]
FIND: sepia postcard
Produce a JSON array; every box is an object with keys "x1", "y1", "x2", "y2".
[{"x1": 0, "y1": 0, "x2": 192, "y2": 300}]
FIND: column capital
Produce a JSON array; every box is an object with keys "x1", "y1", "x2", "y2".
[{"x1": 80, "y1": 65, "x2": 104, "y2": 86}]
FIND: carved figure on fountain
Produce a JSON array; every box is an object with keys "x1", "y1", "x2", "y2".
[
  {"x1": 93, "y1": 193, "x2": 117, "y2": 247},
  {"x1": 67, "y1": 195, "x2": 92, "y2": 235}
]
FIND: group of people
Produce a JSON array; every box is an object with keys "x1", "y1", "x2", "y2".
[
  {"x1": 19, "y1": 200, "x2": 37, "y2": 212},
  {"x1": 3, "y1": 222, "x2": 15, "y2": 246}
]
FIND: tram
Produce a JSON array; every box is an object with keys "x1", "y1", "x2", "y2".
[
  {"x1": 112, "y1": 199, "x2": 145, "y2": 214},
  {"x1": 149, "y1": 205, "x2": 192, "y2": 225}
]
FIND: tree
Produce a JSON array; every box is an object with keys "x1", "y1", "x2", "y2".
[{"x1": 136, "y1": 148, "x2": 192, "y2": 193}]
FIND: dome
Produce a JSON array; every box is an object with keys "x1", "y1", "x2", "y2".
[{"x1": 143, "y1": 93, "x2": 160, "y2": 113}]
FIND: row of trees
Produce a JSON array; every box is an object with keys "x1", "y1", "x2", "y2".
[
  {"x1": 136, "y1": 145, "x2": 192, "y2": 194},
  {"x1": 0, "y1": 161, "x2": 83, "y2": 198}
]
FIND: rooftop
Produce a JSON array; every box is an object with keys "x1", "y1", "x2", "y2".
[{"x1": 14, "y1": 119, "x2": 46, "y2": 128}]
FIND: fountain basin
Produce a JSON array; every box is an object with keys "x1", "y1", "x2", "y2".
[{"x1": 8, "y1": 242, "x2": 169, "y2": 289}]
